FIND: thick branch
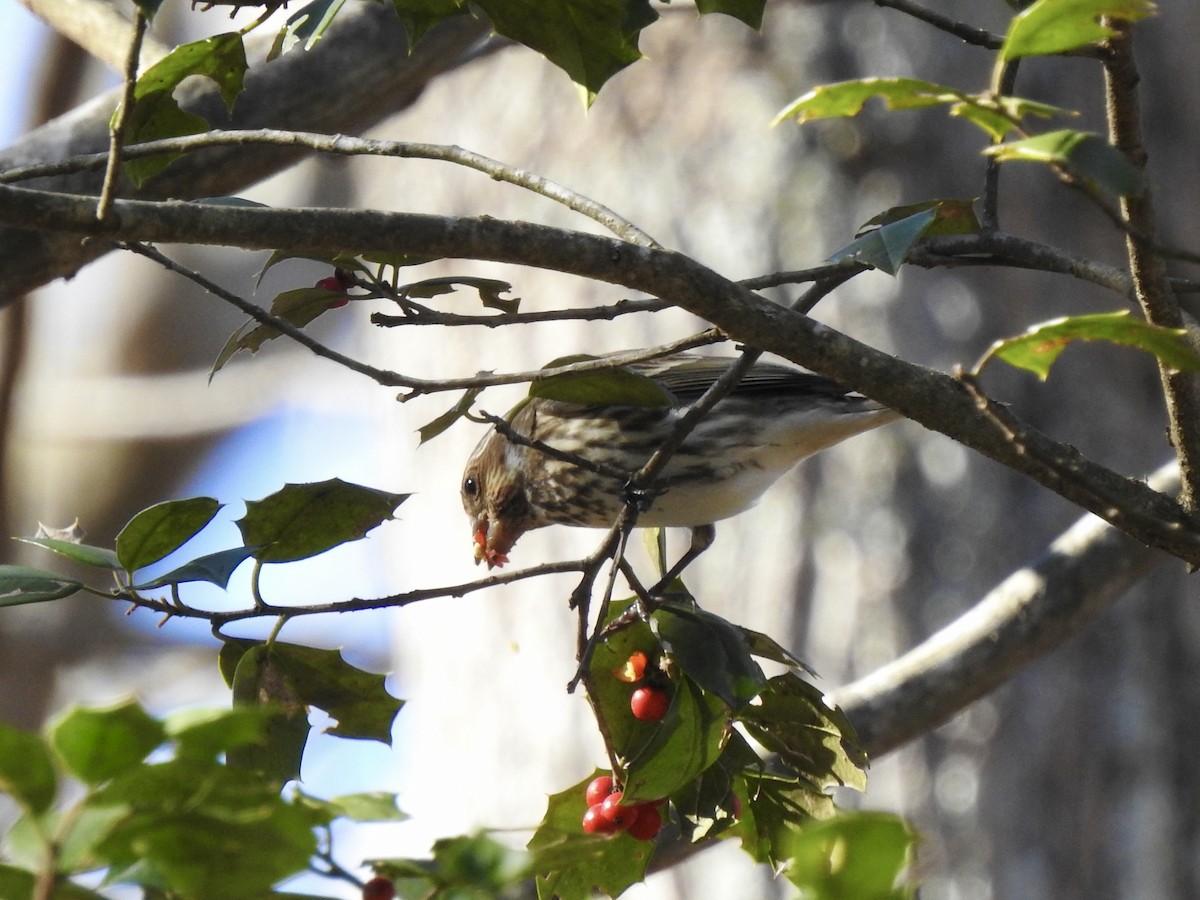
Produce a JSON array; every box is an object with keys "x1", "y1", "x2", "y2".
[
  {"x1": 2, "y1": 188, "x2": 1198, "y2": 564},
  {"x1": 834, "y1": 462, "x2": 1177, "y2": 757},
  {"x1": 16, "y1": 0, "x2": 172, "y2": 70},
  {"x1": 1102, "y1": 27, "x2": 1200, "y2": 512},
  {"x1": 0, "y1": 4, "x2": 494, "y2": 296}
]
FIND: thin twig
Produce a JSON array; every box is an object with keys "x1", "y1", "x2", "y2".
[
  {"x1": 2, "y1": 129, "x2": 659, "y2": 247},
  {"x1": 97, "y1": 11, "x2": 146, "y2": 222},
  {"x1": 873, "y1": 0, "x2": 1002, "y2": 49}
]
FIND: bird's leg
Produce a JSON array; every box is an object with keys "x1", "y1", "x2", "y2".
[{"x1": 648, "y1": 524, "x2": 716, "y2": 595}]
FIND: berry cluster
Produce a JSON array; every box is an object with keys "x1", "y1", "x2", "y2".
[
  {"x1": 580, "y1": 775, "x2": 663, "y2": 840},
  {"x1": 612, "y1": 650, "x2": 670, "y2": 722}
]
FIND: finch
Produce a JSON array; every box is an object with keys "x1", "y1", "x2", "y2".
[{"x1": 461, "y1": 352, "x2": 900, "y2": 568}]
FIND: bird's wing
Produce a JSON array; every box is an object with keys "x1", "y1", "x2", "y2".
[{"x1": 630, "y1": 353, "x2": 858, "y2": 401}]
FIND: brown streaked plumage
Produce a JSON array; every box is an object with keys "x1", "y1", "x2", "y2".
[{"x1": 461, "y1": 352, "x2": 900, "y2": 568}]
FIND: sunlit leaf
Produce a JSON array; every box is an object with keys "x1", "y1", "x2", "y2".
[
  {"x1": 783, "y1": 811, "x2": 916, "y2": 898},
  {"x1": 401, "y1": 276, "x2": 519, "y2": 314},
  {"x1": 1002, "y1": 0, "x2": 1156, "y2": 59},
  {"x1": 975, "y1": 310, "x2": 1200, "y2": 380},
  {"x1": 50, "y1": 702, "x2": 165, "y2": 786},
  {"x1": 16, "y1": 536, "x2": 121, "y2": 571},
  {"x1": 984, "y1": 129, "x2": 1143, "y2": 195}
]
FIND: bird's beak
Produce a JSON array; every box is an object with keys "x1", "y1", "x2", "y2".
[{"x1": 471, "y1": 516, "x2": 513, "y2": 569}]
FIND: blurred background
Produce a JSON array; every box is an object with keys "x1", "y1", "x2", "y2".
[{"x1": 2, "y1": 1, "x2": 1199, "y2": 897}]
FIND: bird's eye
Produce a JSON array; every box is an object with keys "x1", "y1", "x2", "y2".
[{"x1": 463, "y1": 475, "x2": 479, "y2": 498}]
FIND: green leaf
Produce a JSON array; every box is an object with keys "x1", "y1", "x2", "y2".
[
  {"x1": 236, "y1": 478, "x2": 409, "y2": 563},
  {"x1": 859, "y1": 199, "x2": 981, "y2": 239},
  {"x1": 623, "y1": 677, "x2": 730, "y2": 803},
  {"x1": 783, "y1": 811, "x2": 916, "y2": 898},
  {"x1": 122, "y1": 33, "x2": 248, "y2": 185},
  {"x1": 92, "y1": 757, "x2": 324, "y2": 899},
  {"x1": 975, "y1": 310, "x2": 1200, "y2": 380},
  {"x1": 472, "y1": 0, "x2": 657, "y2": 102},
  {"x1": 15, "y1": 536, "x2": 121, "y2": 571},
  {"x1": 829, "y1": 207, "x2": 937, "y2": 275},
  {"x1": 738, "y1": 673, "x2": 868, "y2": 792},
  {"x1": 50, "y1": 701, "x2": 165, "y2": 786},
  {"x1": 0, "y1": 863, "x2": 107, "y2": 900},
  {"x1": 115, "y1": 497, "x2": 221, "y2": 572},
  {"x1": 527, "y1": 775, "x2": 653, "y2": 900},
  {"x1": 269, "y1": 0, "x2": 348, "y2": 59},
  {"x1": 773, "y1": 77, "x2": 1067, "y2": 141},
  {"x1": 418, "y1": 386, "x2": 484, "y2": 444},
  {"x1": 696, "y1": 0, "x2": 765, "y2": 29},
  {"x1": 0, "y1": 723, "x2": 57, "y2": 813},
  {"x1": 211, "y1": 286, "x2": 355, "y2": 375},
  {"x1": 737, "y1": 771, "x2": 839, "y2": 865},
  {"x1": 391, "y1": 0, "x2": 471, "y2": 50},
  {"x1": 984, "y1": 129, "x2": 1143, "y2": 195},
  {"x1": 651, "y1": 604, "x2": 765, "y2": 708},
  {"x1": 402, "y1": 276, "x2": 520, "y2": 314},
  {"x1": 0, "y1": 565, "x2": 84, "y2": 606},
  {"x1": 224, "y1": 639, "x2": 403, "y2": 744},
  {"x1": 130, "y1": 545, "x2": 259, "y2": 591},
  {"x1": 133, "y1": 33, "x2": 246, "y2": 109},
  {"x1": 165, "y1": 706, "x2": 280, "y2": 760},
  {"x1": 319, "y1": 791, "x2": 408, "y2": 822},
  {"x1": 228, "y1": 644, "x2": 310, "y2": 786},
  {"x1": 738, "y1": 625, "x2": 815, "y2": 673},
  {"x1": 1002, "y1": 0, "x2": 1156, "y2": 59},
  {"x1": 531, "y1": 355, "x2": 674, "y2": 407}
]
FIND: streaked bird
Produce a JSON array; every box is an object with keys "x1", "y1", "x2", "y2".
[{"x1": 461, "y1": 351, "x2": 900, "y2": 572}]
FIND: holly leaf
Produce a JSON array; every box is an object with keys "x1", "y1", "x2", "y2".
[
  {"x1": 122, "y1": 33, "x2": 248, "y2": 184},
  {"x1": 651, "y1": 604, "x2": 765, "y2": 708},
  {"x1": 472, "y1": 0, "x2": 657, "y2": 102},
  {"x1": 130, "y1": 545, "x2": 259, "y2": 591},
  {"x1": 0, "y1": 565, "x2": 84, "y2": 606},
  {"x1": 115, "y1": 497, "x2": 221, "y2": 572},
  {"x1": 829, "y1": 207, "x2": 937, "y2": 275},
  {"x1": 0, "y1": 723, "x2": 57, "y2": 813},
  {"x1": 696, "y1": 0, "x2": 765, "y2": 29},
  {"x1": 236, "y1": 479, "x2": 409, "y2": 563},
  {"x1": 418, "y1": 386, "x2": 484, "y2": 444},
  {"x1": 531, "y1": 356, "x2": 674, "y2": 407},
  {"x1": 526, "y1": 775, "x2": 653, "y2": 900},
  {"x1": 985, "y1": 129, "x2": 1143, "y2": 195},
  {"x1": 49, "y1": 702, "x2": 165, "y2": 786},
  {"x1": 1002, "y1": 0, "x2": 1156, "y2": 59},
  {"x1": 782, "y1": 811, "x2": 916, "y2": 897},
  {"x1": 16, "y1": 536, "x2": 121, "y2": 571},
  {"x1": 401, "y1": 276, "x2": 520, "y2": 314},
  {"x1": 975, "y1": 310, "x2": 1200, "y2": 380}
]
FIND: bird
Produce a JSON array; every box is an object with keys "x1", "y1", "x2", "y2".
[{"x1": 460, "y1": 351, "x2": 900, "y2": 574}]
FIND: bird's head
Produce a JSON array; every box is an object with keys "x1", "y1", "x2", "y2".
[{"x1": 461, "y1": 432, "x2": 533, "y2": 568}]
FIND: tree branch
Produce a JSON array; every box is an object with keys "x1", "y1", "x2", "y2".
[
  {"x1": 1102, "y1": 26, "x2": 1200, "y2": 513},
  {"x1": 2, "y1": 188, "x2": 1199, "y2": 564},
  {"x1": 834, "y1": 461, "x2": 1177, "y2": 757},
  {"x1": 0, "y1": 4, "x2": 495, "y2": 296}
]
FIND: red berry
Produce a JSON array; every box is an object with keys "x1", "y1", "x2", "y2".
[
  {"x1": 613, "y1": 650, "x2": 649, "y2": 683},
  {"x1": 630, "y1": 686, "x2": 670, "y2": 722},
  {"x1": 585, "y1": 775, "x2": 615, "y2": 807},
  {"x1": 598, "y1": 792, "x2": 636, "y2": 830},
  {"x1": 582, "y1": 804, "x2": 615, "y2": 834},
  {"x1": 362, "y1": 875, "x2": 395, "y2": 900},
  {"x1": 627, "y1": 803, "x2": 663, "y2": 841}
]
